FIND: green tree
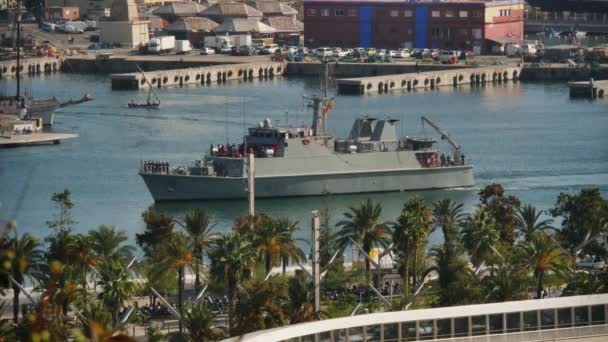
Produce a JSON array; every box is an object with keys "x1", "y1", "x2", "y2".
[
  {"x1": 427, "y1": 240, "x2": 481, "y2": 306},
  {"x1": 483, "y1": 258, "x2": 528, "y2": 302},
  {"x1": 550, "y1": 188, "x2": 608, "y2": 254},
  {"x1": 518, "y1": 231, "x2": 571, "y2": 299},
  {"x1": 232, "y1": 279, "x2": 287, "y2": 335},
  {"x1": 274, "y1": 218, "x2": 306, "y2": 274},
  {"x1": 97, "y1": 259, "x2": 136, "y2": 325},
  {"x1": 478, "y1": 184, "x2": 521, "y2": 246},
  {"x1": 392, "y1": 197, "x2": 433, "y2": 301},
  {"x1": 7, "y1": 231, "x2": 43, "y2": 322},
  {"x1": 562, "y1": 271, "x2": 607, "y2": 296},
  {"x1": 208, "y1": 232, "x2": 256, "y2": 332},
  {"x1": 462, "y1": 207, "x2": 500, "y2": 270},
  {"x1": 46, "y1": 189, "x2": 76, "y2": 232},
  {"x1": 136, "y1": 209, "x2": 175, "y2": 258},
  {"x1": 181, "y1": 303, "x2": 222, "y2": 342},
  {"x1": 336, "y1": 199, "x2": 389, "y2": 293},
  {"x1": 88, "y1": 225, "x2": 135, "y2": 263},
  {"x1": 180, "y1": 208, "x2": 218, "y2": 291},
  {"x1": 516, "y1": 204, "x2": 554, "y2": 241},
  {"x1": 72, "y1": 233, "x2": 95, "y2": 306},
  {"x1": 286, "y1": 276, "x2": 316, "y2": 323},
  {"x1": 153, "y1": 232, "x2": 192, "y2": 333},
  {"x1": 431, "y1": 199, "x2": 464, "y2": 242}
]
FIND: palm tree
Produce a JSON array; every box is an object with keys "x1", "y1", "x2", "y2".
[
  {"x1": 432, "y1": 199, "x2": 464, "y2": 242},
  {"x1": 88, "y1": 225, "x2": 135, "y2": 262},
  {"x1": 274, "y1": 218, "x2": 306, "y2": 274},
  {"x1": 8, "y1": 232, "x2": 43, "y2": 322},
  {"x1": 392, "y1": 197, "x2": 432, "y2": 296},
  {"x1": 336, "y1": 199, "x2": 389, "y2": 292},
  {"x1": 461, "y1": 207, "x2": 500, "y2": 270},
  {"x1": 208, "y1": 232, "x2": 256, "y2": 332},
  {"x1": 72, "y1": 234, "x2": 95, "y2": 306},
  {"x1": 96, "y1": 259, "x2": 136, "y2": 325},
  {"x1": 518, "y1": 231, "x2": 571, "y2": 299},
  {"x1": 426, "y1": 242, "x2": 479, "y2": 306},
  {"x1": 154, "y1": 231, "x2": 192, "y2": 333},
  {"x1": 180, "y1": 208, "x2": 218, "y2": 291},
  {"x1": 516, "y1": 204, "x2": 554, "y2": 241},
  {"x1": 252, "y1": 218, "x2": 282, "y2": 275},
  {"x1": 484, "y1": 259, "x2": 528, "y2": 302},
  {"x1": 181, "y1": 303, "x2": 222, "y2": 341}
]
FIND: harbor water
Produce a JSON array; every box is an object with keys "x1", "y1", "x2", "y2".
[{"x1": 1, "y1": 73, "x2": 607, "y2": 246}]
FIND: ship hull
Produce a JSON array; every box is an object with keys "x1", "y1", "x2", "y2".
[
  {"x1": 140, "y1": 166, "x2": 474, "y2": 201},
  {"x1": 0, "y1": 97, "x2": 59, "y2": 125}
]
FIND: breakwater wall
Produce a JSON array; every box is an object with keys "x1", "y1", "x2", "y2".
[
  {"x1": 520, "y1": 66, "x2": 608, "y2": 82},
  {"x1": 286, "y1": 62, "x2": 470, "y2": 78},
  {"x1": 62, "y1": 57, "x2": 238, "y2": 74},
  {"x1": 337, "y1": 66, "x2": 522, "y2": 95},
  {"x1": 0, "y1": 57, "x2": 61, "y2": 78},
  {"x1": 111, "y1": 62, "x2": 286, "y2": 90}
]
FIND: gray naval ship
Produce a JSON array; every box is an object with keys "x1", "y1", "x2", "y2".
[{"x1": 140, "y1": 67, "x2": 474, "y2": 201}]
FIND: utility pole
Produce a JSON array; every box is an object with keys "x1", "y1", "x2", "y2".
[
  {"x1": 311, "y1": 210, "x2": 320, "y2": 319},
  {"x1": 247, "y1": 153, "x2": 255, "y2": 216}
]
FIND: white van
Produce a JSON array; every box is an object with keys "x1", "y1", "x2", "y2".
[
  {"x1": 261, "y1": 44, "x2": 279, "y2": 54},
  {"x1": 315, "y1": 47, "x2": 333, "y2": 57}
]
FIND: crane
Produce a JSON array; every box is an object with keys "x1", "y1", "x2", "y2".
[{"x1": 420, "y1": 116, "x2": 462, "y2": 160}]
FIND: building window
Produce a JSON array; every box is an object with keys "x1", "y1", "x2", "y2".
[
  {"x1": 390, "y1": 10, "x2": 399, "y2": 17},
  {"x1": 335, "y1": 9, "x2": 345, "y2": 16},
  {"x1": 390, "y1": 27, "x2": 398, "y2": 33},
  {"x1": 377, "y1": 9, "x2": 386, "y2": 16},
  {"x1": 473, "y1": 11, "x2": 481, "y2": 18},
  {"x1": 432, "y1": 10, "x2": 440, "y2": 18},
  {"x1": 320, "y1": 8, "x2": 329, "y2": 16},
  {"x1": 431, "y1": 27, "x2": 440, "y2": 40},
  {"x1": 459, "y1": 10, "x2": 468, "y2": 18},
  {"x1": 472, "y1": 28, "x2": 482, "y2": 39},
  {"x1": 404, "y1": 10, "x2": 413, "y2": 17},
  {"x1": 445, "y1": 10, "x2": 454, "y2": 18},
  {"x1": 348, "y1": 8, "x2": 358, "y2": 16},
  {"x1": 307, "y1": 8, "x2": 317, "y2": 16}
]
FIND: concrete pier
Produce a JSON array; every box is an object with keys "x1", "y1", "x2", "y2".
[
  {"x1": 337, "y1": 66, "x2": 522, "y2": 95},
  {"x1": 0, "y1": 57, "x2": 62, "y2": 78},
  {"x1": 569, "y1": 78, "x2": 608, "y2": 99},
  {"x1": 111, "y1": 61, "x2": 287, "y2": 90},
  {"x1": 0, "y1": 132, "x2": 78, "y2": 147}
]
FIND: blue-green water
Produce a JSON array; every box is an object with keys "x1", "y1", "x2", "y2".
[{"x1": 1, "y1": 74, "x2": 607, "y2": 246}]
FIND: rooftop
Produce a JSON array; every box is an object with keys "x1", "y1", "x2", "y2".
[
  {"x1": 214, "y1": 18, "x2": 276, "y2": 33},
  {"x1": 166, "y1": 16, "x2": 219, "y2": 31},
  {"x1": 302, "y1": 0, "x2": 523, "y2": 5},
  {"x1": 251, "y1": 1, "x2": 298, "y2": 16},
  {"x1": 201, "y1": 2, "x2": 264, "y2": 18},
  {"x1": 263, "y1": 16, "x2": 303, "y2": 33},
  {"x1": 152, "y1": 1, "x2": 206, "y2": 17}
]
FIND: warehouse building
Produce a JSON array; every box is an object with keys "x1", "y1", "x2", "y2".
[{"x1": 303, "y1": 0, "x2": 524, "y2": 54}]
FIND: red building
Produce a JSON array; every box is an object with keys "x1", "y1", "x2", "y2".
[{"x1": 303, "y1": 0, "x2": 524, "y2": 54}]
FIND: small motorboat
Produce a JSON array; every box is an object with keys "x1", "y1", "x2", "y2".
[{"x1": 128, "y1": 101, "x2": 160, "y2": 109}]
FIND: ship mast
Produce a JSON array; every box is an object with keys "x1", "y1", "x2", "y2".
[
  {"x1": 307, "y1": 61, "x2": 332, "y2": 137},
  {"x1": 15, "y1": 0, "x2": 21, "y2": 99}
]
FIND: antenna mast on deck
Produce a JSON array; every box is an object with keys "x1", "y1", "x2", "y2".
[{"x1": 305, "y1": 61, "x2": 334, "y2": 137}]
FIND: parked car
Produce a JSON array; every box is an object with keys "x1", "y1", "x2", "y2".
[
  {"x1": 388, "y1": 50, "x2": 398, "y2": 58},
  {"x1": 459, "y1": 50, "x2": 475, "y2": 60},
  {"x1": 286, "y1": 46, "x2": 299, "y2": 54},
  {"x1": 238, "y1": 46, "x2": 257, "y2": 56},
  {"x1": 431, "y1": 49, "x2": 440, "y2": 59},
  {"x1": 260, "y1": 44, "x2": 279, "y2": 54},
  {"x1": 298, "y1": 47, "x2": 309, "y2": 55},
  {"x1": 377, "y1": 49, "x2": 386, "y2": 57},
  {"x1": 315, "y1": 47, "x2": 333, "y2": 57},
  {"x1": 439, "y1": 50, "x2": 458, "y2": 64},
  {"x1": 410, "y1": 49, "x2": 422, "y2": 58},
  {"x1": 200, "y1": 47, "x2": 215, "y2": 55},
  {"x1": 397, "y1": 48, "x2": 411, "y2": 58},
  {"x1": 365, "y1": 47, "x2": 377, "y2": 56}
]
